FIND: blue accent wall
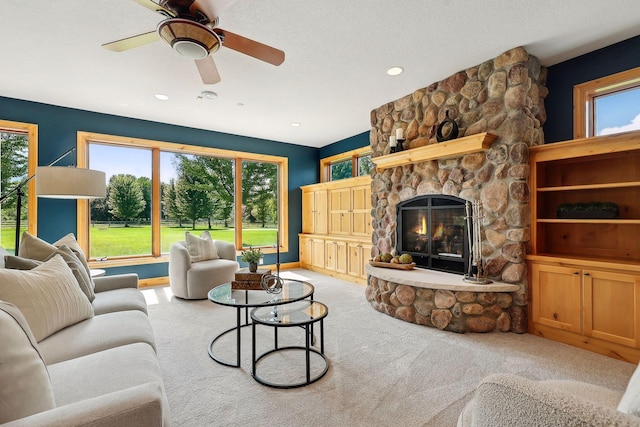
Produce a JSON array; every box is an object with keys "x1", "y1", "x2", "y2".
[
  {"x1": 544, "y1": 34, "x2": 640, "y2": 143},
  {"x1": 0, "y1": 96, "x2": 319, "y2": 278},
  {"x1": 319, "y1": 131, "x2": 370, "y2": 159}
]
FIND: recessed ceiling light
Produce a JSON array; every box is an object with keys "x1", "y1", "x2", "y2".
[
  {"x1": 387, "y1": 66, "x2": 404, "y2": 76},
  {"x1": 197, "y1": 90, "x2": 217, "y2": 100},
  {"x1": 291, "y1": 122, "x2": 302, "y2": 127},
  {"x1": 154, "y1": 93, "x2": 169, "y2": 101}
]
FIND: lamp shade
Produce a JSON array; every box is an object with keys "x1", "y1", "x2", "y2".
[{"x1": 36, "y1": 166, "x2": 106, "y2": 199}]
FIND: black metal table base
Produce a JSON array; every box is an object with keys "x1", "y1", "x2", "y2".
[{"x1": 251, "y1": 320, "x2": 328, "y2": 389}]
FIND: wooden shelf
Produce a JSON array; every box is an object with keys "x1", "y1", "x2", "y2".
[
  {"x1": 371, "y1": 132, "x2": 497, "y2": 171},
  {"x1": 537, "y1": 181, "x2": 640, "y2": 192},
  {"x1": 536, "y1": 219, "x2": 640, "y2": 224}
]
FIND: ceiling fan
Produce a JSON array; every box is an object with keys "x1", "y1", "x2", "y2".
[{"x1": 102, "y1": 0, "x2": 285, "y2": 84}]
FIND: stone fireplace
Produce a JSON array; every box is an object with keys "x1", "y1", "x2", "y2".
[{"x1": 365, "y1": 47, "x2": 548, "y2": 334}]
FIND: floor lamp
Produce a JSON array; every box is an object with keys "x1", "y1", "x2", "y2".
[{"x1": 0, "y1": 147, "x2": 106, "y2": 254}]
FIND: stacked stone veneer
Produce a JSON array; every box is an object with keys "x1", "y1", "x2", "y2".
[{"x1": 365, "y1": 47, "x2": 548, "y2": 333}]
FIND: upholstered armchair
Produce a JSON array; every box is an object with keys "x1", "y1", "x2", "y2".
[{"x1": 169, "y1": 238, "x2": 239, "y2": 300}]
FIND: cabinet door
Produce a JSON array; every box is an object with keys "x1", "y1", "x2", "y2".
[
  {"x1": 325, "y1": 240, "x2": 337, "y2": 271},
  {"x1": 348, "y1": 242, "x2": 372, "y2": 278},
  {"x1": 311, "y1": 238, "x2": 325, "y2": 269},
  {"x1": 315, "y1": 190, "x2": 328, "y2": 234},
  {"x1": 583, "y1": 269, "x2": 640, "y2": 348},
  {"x1": 531, "y1": 263, "x2": 582, "y2": 333},
  {"x1": 299, "y1": 236, "x2": 312, "y2": 267},
  {"x1": 351, "y1": 185, "x2": 371, "y2": 237},
  {"x1": 329, "y1": 188, "x2": 351, "y2": 235},
  {"x1": 301, "y1": 191, "x2": 315, "y2": 234}
]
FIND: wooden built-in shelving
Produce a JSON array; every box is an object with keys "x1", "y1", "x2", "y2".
[{"x1": 371, "y1": 132, "x2": 497, "y2": 171}]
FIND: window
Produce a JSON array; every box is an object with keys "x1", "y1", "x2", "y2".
[
  {"x1": 320, "y1": 147, "x2": 372, "y2": 182},
  {"x1": 76, "y1": 132, "x2": 288, "y2": 265},
  {"x1": 574, "y1": 66, "x2": 640, "y2": 138},
  {"x1": 0, "y1": 120, "x2": 37, "y2": 254}
]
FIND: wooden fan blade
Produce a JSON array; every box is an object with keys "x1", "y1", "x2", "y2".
[
  {"x1": 216, "y1": 29, "x2": 285, "y2": 66},
  {"x1": 102, "y1": 31, "x2": 159, "y2": 52},
  {"x1": 195, "y1": 57, "x2": 222, "y2": 84},
  {"x1": 134, "y1": 0, "x2": 176, "y2": 17},
  {"x1": 190, "y1": 0, "x2": 237, "y2": 21}
]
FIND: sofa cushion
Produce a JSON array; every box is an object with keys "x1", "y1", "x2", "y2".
[
  {"x1": 6, "y1": 245, "x2": 96, "y2": 302},
  {"x1": 0, "y1": 255, "x2": 94, "y2": 341},
  {"x1": 48, "y1": 342, "x2": 163, "y2": 405},
  {"x1": 53, "y1": 233, "x2": 93, "y2": 280},
  {"x1": 38, "y1": 309, "x2": 157, "y2": 364},
  {"x1": 17, "y1": 231, "x2": 58, "y2": 260},
  {"x1": 618, "y1": 363, "x2": 640, "y2": 416},
  {"x1": 185, "y1": 230, "x2": 219, "y2": 262},
  {"x1": 93, "y1": 288, "x2": 148, "y2": 315},
  {"x1": 0, "y1": 301, "x2": 56, "y2": 423}
]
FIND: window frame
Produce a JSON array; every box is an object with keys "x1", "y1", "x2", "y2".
[
  {"x1": 0, "y1": 120, "x2": 38, "y2": 245},
  {"x1": 320, "y1": 146, "x2": 372, "y2": 182},
  {"x1": 573, "y1": 66, "x2": 640, "y2": 138},
  {"x1": 76, "y1": 131, "x2": 288, "y2": 267}
]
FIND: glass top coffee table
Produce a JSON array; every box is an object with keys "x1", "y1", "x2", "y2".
[{"x1": 207, "y1": 279, "x2": 314, "y2": 368}]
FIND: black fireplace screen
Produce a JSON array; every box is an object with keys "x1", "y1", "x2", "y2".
[{"x1": 396, "y1": 195, "x2": 469, "y2": 274}]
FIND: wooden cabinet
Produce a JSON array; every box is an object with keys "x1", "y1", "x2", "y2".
[
  {"x1": 325, "y1": 240, "x2": 347, "y2": 274},
  {"x1": 531, "y1": 263, "x2": 582, "y2": 334},
  {"x1": 302, "y1": 188, "x2": 327, "y2": 234},
  {"x1": 329, "y1": 187, "x2": 351, "y2": 235},
  {"x1": 300, "y1": 176, "x2": 372, "y2": 285},
  {"x1": 528, "y1": 131, "x2": 640, "y2": 363},
  {"x1": 299, "y1": 235, "x2": 325, "y2": 270},
  {"x1": 348, "y1": 242, "x2": 372, "y2": 280}
]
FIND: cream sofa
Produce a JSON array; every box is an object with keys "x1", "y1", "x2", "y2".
[
  {"x1": 0, "y1": 265, "x2": 169, "y2": 426},
  {"x1": 458, "y1": 364, "x2": 640, "y2": 426}
]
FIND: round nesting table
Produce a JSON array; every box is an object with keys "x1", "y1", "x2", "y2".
[
  {"x1": 207, "y1": 280, "x2": 314, "y2": 368},
  {"x1": 250, "y1": 300, "x2": 329, "y2": 389}
]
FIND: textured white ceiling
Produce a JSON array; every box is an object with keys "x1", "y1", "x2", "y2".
[{"x1": 2, "y1": 0, "x2": 640, "y2": 148}]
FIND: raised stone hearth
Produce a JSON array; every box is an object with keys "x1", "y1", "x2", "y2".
[
  {"x1": 367, "y1": 47, "x2": 548, "y2": 333},
  {"x1": 365, "y1": 265, "x2": 519, "y2": 333}
]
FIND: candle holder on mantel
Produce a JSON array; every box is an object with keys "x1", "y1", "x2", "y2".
[{"x1": 395, "y1": 128, "x2": 405, "y2": 152}]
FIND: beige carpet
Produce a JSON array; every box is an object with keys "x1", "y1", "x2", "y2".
[{"x1": 143, "y1": 269, "x2": 636, "y2": 427}]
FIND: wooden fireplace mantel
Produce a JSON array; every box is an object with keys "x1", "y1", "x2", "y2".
[{"x1": 371, "y1": 132, "x2": 497, "y2": 171}]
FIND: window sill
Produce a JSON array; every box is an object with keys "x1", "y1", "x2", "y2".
[{"x1": 88, "y1": 255, "x2": 169, "y2": 269}]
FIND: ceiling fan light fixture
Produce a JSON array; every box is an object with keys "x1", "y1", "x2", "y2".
[{"x1": 157, "y1": 18, "x2": 221, "y2": 60}]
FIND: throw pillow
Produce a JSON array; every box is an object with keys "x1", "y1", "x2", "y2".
[
  {"x1": 7, "y1": 247, "x2": 96, "y2": 302},
  {"x1": 0, "y1": 255, "x2": 94, "y2": 342},
  {"x1": 0, "y1": 301, "x2": 56, "y2": 423},
  {"x1": 618, "y1": 363, "x2": 640, "y2": 416},
  {"x1": 0, "y1": 246, "x2": 9, "y2": 268},
  {"x1": 185, "y1": 231, "x2": 219, "y2": 262},
  {"x1": 17, "y1": 232, "x2": 96, "y2": 298},
  {"x1": 17, "y1": 231, "x2": 57, "y2": 260},
  {"x1": 4, "y1": 255, "x2": 42, "y2": 270}
]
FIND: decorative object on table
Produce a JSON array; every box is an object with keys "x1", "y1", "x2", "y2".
[
  {"x1": 369, "y1": 260, "x2": 416, "y2": 270},
  {"x1": 261, "y1": 231, "x2": 283, "y2": 294},
  {"x1": 232, "y1": 268, "x2": 271, "y2": 290},
  {"x1": 240, "y1": 247, "x2": 263, "y2": 272},
  {"x1": 557, "y1": 202, "x2": 620, "y2": 219},
  {"x1": 464, "y1": 200, "x2": 492, "y2": 284},
  {"x1": 0, "y1": 146, "x2": 106, "y2": 255},
  {"x1": 389, "y1": 135, "x2": 397, "y2": 153},
  {"x1": 436, "y1": 110, "x2": 459, "y2": 142},
  {"x1": 395, "y1": 128, "x2": 405, "y2": 152},
  {"x1": 370, "y1": 252, "x2": 415, "y2": 270}
]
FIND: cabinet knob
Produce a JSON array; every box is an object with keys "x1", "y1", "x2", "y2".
[
  {"x1": 553, "y1": 313, "x2": 558, "y2": 320},
  {"x1": 573, "y1": 271, "x2": 580, "y2": 275},
  {"x1": 584, "y1": 272, "x2": 591, "y2": 276}
]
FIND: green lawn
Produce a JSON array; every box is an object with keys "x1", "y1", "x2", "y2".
[
  {"x1": 89, "y1": 225, "x2": 277, "y2": 258},
  {"x1": 2, "y1": 224, "x2": 277, "y2": 258}
]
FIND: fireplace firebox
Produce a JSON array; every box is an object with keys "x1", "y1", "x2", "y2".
[{"x1": 396, "y1": 195, "x2": 469, "y2": 274}]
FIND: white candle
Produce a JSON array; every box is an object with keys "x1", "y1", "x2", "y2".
[
  {"x1": 389, "y1": 135, "x2": 397, "y2": 147},
  {"x1": 396, "y1": 128, "x2": 404, "y2": 140}
]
